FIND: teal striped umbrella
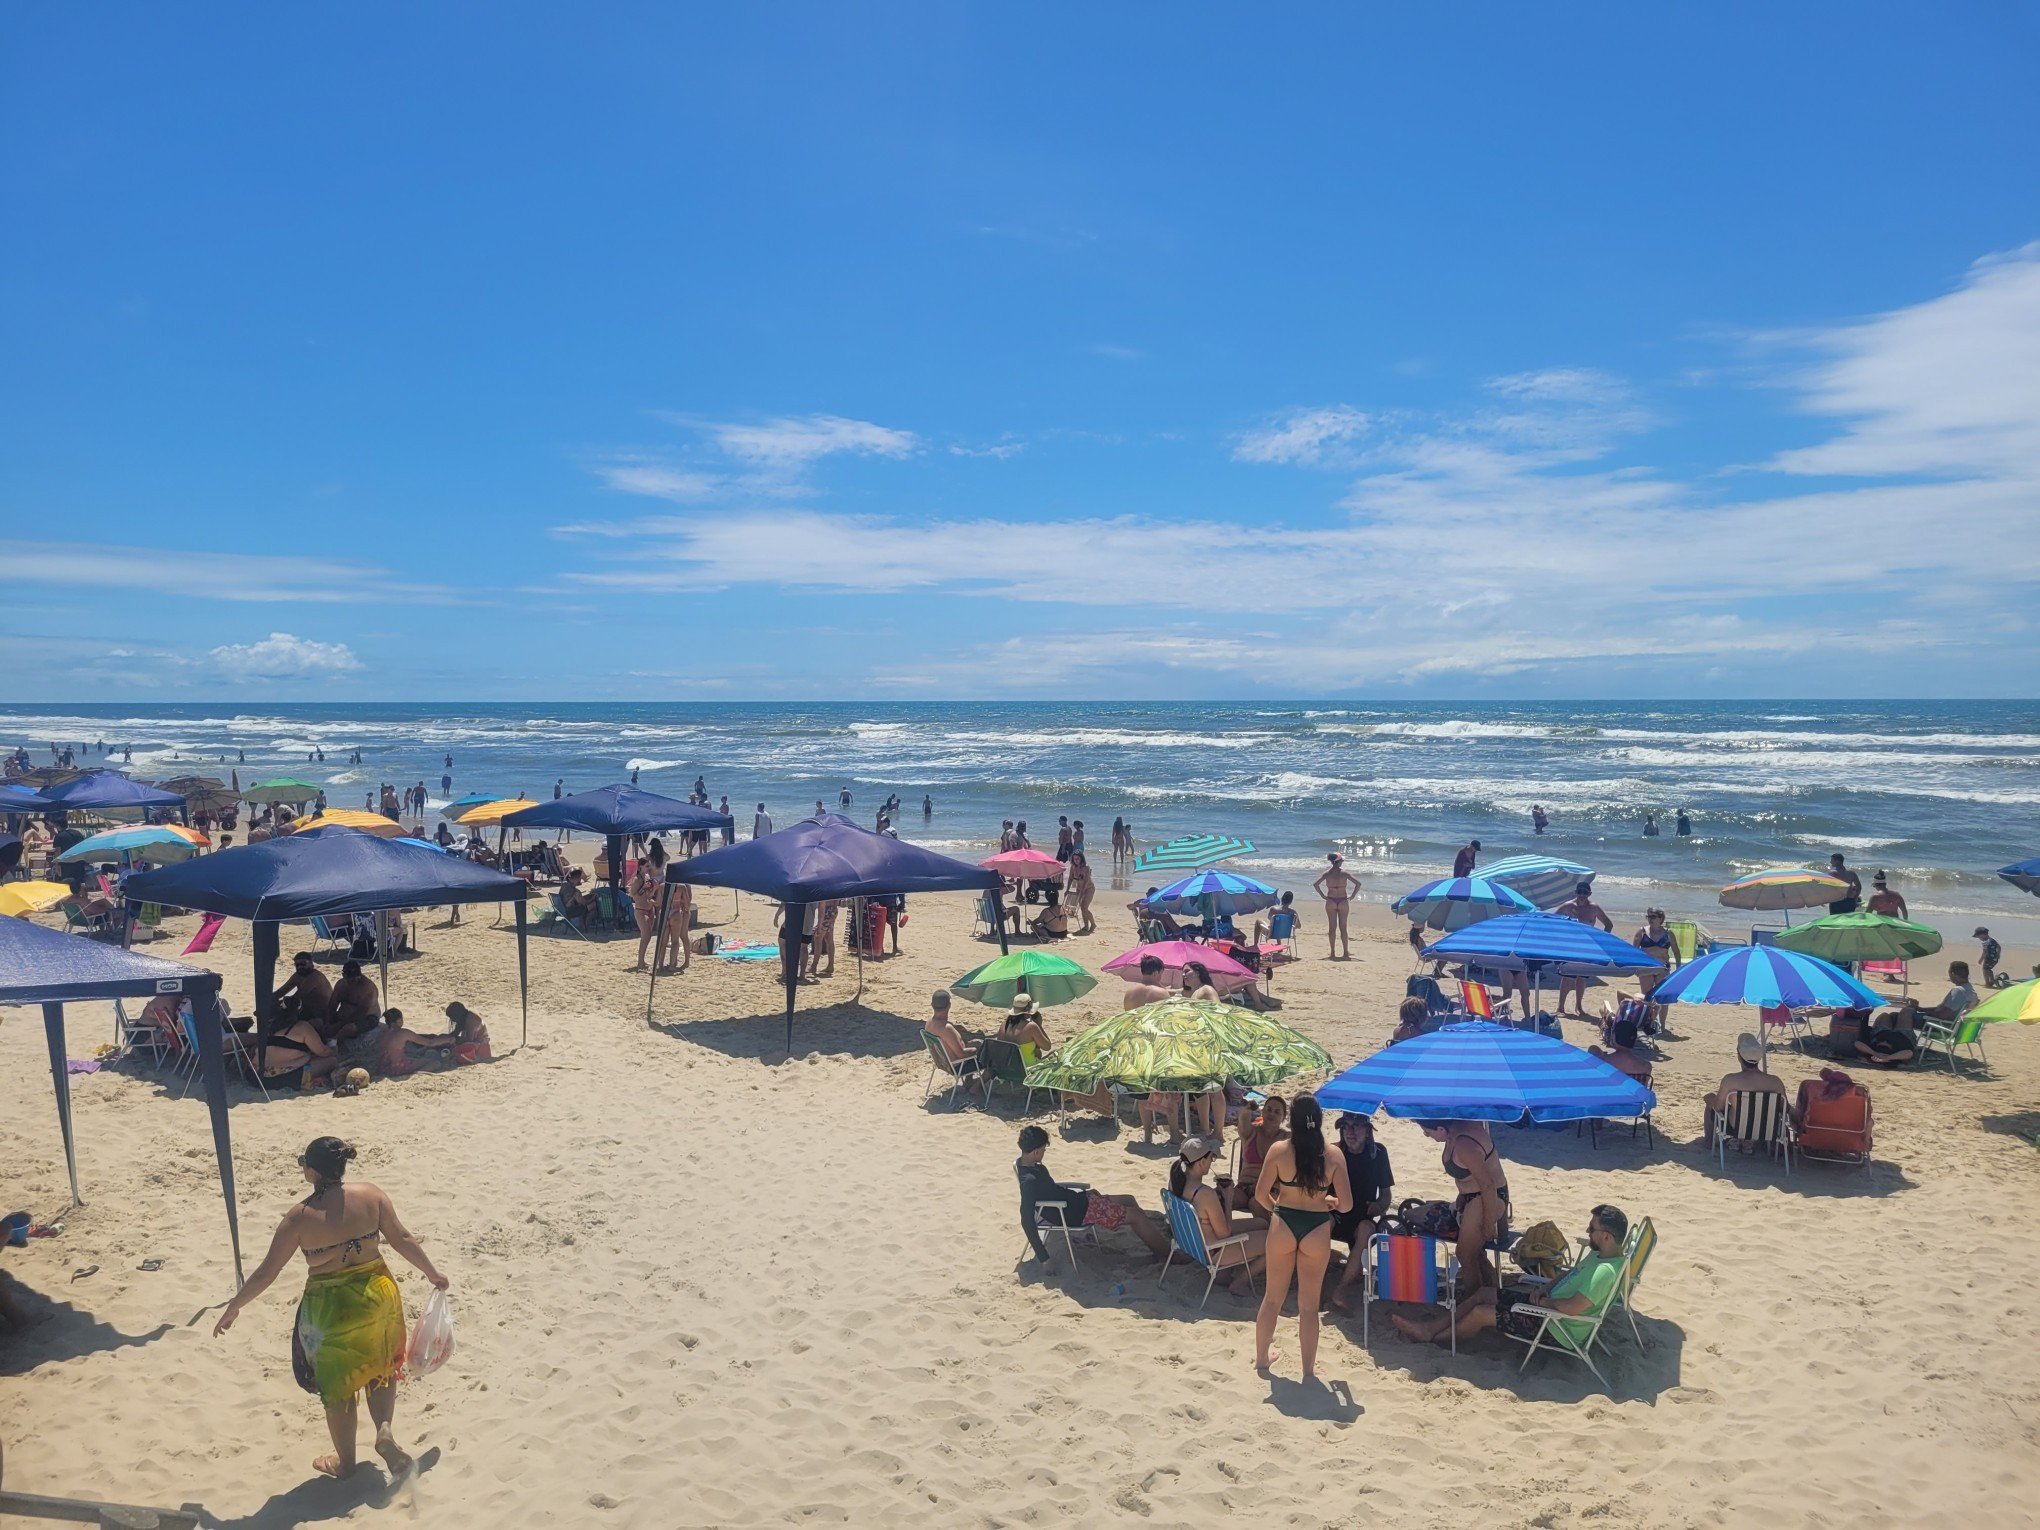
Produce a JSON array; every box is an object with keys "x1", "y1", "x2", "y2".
[{"x1": 1133, "y1": 834, "x2": 1255, "y2": 874}]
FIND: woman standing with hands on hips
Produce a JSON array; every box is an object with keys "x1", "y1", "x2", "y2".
[
  {"x1": 213, "y1": 1137, "x2": 447, "y2": 1479},
  {"x1": 1251, "y1": 1094, "x2": 1352, "y2": 1383}
]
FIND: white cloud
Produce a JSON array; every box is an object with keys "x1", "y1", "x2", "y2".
[
  {"x1": 700, "y1": 413, "x2": 921, "y2": 467},
  {"x1": 208, "y1": 632, "x2": 363, "y2": 678},
  {"x1": 1, "y1": 541, "x2": 456, "y2": 604},
  {"x1": 948, "y1": 437, "x2": 1025, "y2": 460},
  {"x1": 589, "y1": 461, "x2": 721, "y2": 501},
  {"x1": 1232, "y1": 405, "x2": 1372, "y2": 466}
]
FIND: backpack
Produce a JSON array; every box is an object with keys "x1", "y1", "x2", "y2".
[{"x1": 1512, "y1": 1220, "x2": 1571, "y2": 1281}]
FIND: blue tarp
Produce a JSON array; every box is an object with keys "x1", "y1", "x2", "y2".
[
  {"x1": 0, "y1": 917, "x2": 242, "y2": 1281},
  {"x1": 501, "y1": 784, "x2": 731, "y2": 838},
  {"x1": 40, "y1": 770, "x2": 186, "y2": 812},
  {"x1": 1421, "y1": 911, "x2": 1660, "y2": 976},
  {"x1": 1317, "y1": 1019, "x2": 1657, "y2": 1123}
]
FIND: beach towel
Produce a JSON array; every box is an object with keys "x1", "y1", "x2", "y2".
[
  {"x1": 66, "y1": 1058, "x2": 102, "y2": 1075},
  {"x1": 293, "y1": 1258, "x2": 407, "y2": 1404},
  {"x1": 182, "y1": 913, "x2": 226, "y2": 955},
  {"x1": 713, "y1": 939, "x2": 781, "y2": 962}
]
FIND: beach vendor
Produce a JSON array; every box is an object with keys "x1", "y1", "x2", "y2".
[{"x1": 212, "y1": 1137, "x2": 448, "y2": 1480}]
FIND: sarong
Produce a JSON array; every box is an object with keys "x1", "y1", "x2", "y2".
[{"x1": 294, "y1": 1257, "x2": 406, "y2": 1405}]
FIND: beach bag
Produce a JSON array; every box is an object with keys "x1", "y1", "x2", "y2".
[
  {"x1": 1391, "y1": 1197, "x2": 1458, "y2": 1240},
  {"x1": 406, "y1": 1289, "x2": 456, "y2": 1378},
  {"x1": 1512, "y1": 1220, "x2": 1570, "y2": 1281}
]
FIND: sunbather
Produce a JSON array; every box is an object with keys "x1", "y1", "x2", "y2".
[
  {"x1": 927, "y1": 991, "x2": 986, "y2": 1081},
  {"x1": 1703, "y1": 1033, "x2": 1786, "y2": 1139},
  {"x1": 1854, "y1": 1011, "x2": 1919, "y2": 1067},
  {"x1": 1393, "y1": 1204, "x2": 1628, "y2": 1348},
  {"x1": 1170, "y1": 1136, "x2": 1265, "y2": 1295},
  {"x1": 275, "y1": 952, "x2": 333, "y2": 1027},
  {"x1": 258, "y1": 1017, "x2": 341, "y2": 1090},
  {"x1": 327, "y1": 961, "x2": 381, "y2": 1042},
  {"x1": 1015, "y1": 1125, "x2": 1170, "y2": 1276},
  {"x1": 1233, "y1": 1095, "x2": 1287, "y2": 1211},
  {"x1": 997, "y1": 994, "x2": 1053, "y2": 1060},
  {"x1": 1590, "y1": 1018, "x2": 1652, "y2": 1080},
  {"x1": 1328, "y1": 1111, "x2": 1395, "y2": 1312}
]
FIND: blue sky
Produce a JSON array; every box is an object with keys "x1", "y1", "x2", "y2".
[{"x1": 3, "y1": 5, "x2": 2037, "y2": 700}]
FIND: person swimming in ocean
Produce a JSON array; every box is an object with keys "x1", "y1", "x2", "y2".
[
  {"x1": 1642, "y1": 812, "x2": 1659, "y2": 837},
  {"x1": 1676, "y1": 808, "x2": 1691, "y2": 836}
]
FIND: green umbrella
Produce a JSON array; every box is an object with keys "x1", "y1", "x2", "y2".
[
  {"x1": 1966, "y1": 979, "x2": 2040, "y2": 1026},
  {"x1": 1024, "y1": 998, "x2": 1330, "y2": 1094},
  {"x1": 951, "y1": 950, "x2": 1098, "y2": 1008},
  {"x1": 244, "y1": 777, "x2": 323, "y2": 804},
  {"x1": 1773, "y1": 911, "x2": 1944, "y2": 964}
]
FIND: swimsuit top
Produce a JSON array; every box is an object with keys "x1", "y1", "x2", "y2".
[
  {"x1": 1638, "y1": 929, "x2": 1671, "y2": 951},
  {"x1": 1444, "y1": 1134, "x2": 1501, "y2": 1183},
  {"x1": 302, "y1": 1194, "x2": 382, "y2": 1267}
]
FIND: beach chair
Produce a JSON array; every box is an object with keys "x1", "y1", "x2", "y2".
[
  {"x1": 543, "y1": 891, "x2": 592, "y2": 939},
  {"x1": 1749, "y1": 928, "x2": 1782, "y2": 948},
  {"x1": 921, "y1": 1031, "x2": 986, "y2": 1107},
  {"x1": 113, "y1": 998, "x2": 174, "y2": 1067},
  {"x1": 1759, "y1": 1001, "x2": 1815, "y2": 1053},
  {"x1": 1665, "y1": 919, "x2": 1703, "y2": 966},
  {"x1": 1561, "y1": 1215, "x2": 1658, "y2": 1351},
  {"x1": 1019, "y1": 1162, "x2": 1097, "y2": 1270},
  {"x1": 1361, "y1": 1233, "x2": 1458, "y2": 1354},
  {"x1": 1861, "y1": 958, "x2": 1909, "y2": 992},
  {"x1": 1577, "y1": 1067, "x2": 1655, "y2": 1151},
  {"x1": 1916, "y1": 1012, "x2": 1987, "y2": 1072},
  {"x1": 1158, "y1": 1191, "x2": 1257, "y2": 1307},
  {"x1": 1503, "y1": 1254, "x2": 1628, "y2": 1384},
  {"x1": 309, "y1": 914, "x2": 349, "y2": 955},
  {"x1": 978, "y1": 1038, "x2": 1042, "y2": 1115},
  {"x1": 1793, "y1": 1082, "x2": 1873, "y2": 1168},
  {"x1": 1406, "y1": 974, "x2": 1453, "y2": 1020},
  {"x1": 1714, "y1": 1089, "x2": 1794, "y2": 1175}
]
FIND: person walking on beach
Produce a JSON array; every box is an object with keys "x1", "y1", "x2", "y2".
[
  {"x1": 1313, "y1": 853, "x2": 1360, "y2": 959},
  {"x1": 1827, "y1": 853, "x2": 1862, "y2": 914},
  {"x1": 1452, "y1": 839, "x2": 1481, "y2": 878},
  {"x1": 212, "y1": 1136, "x2": 447, "y2": 1480},
  {"x1": 1251, "y1": 1094, "x2": 1353, "y2": 1384},
  {"x1": 1554, "y1": 881, "x2": 1612, "y2": 1017}
]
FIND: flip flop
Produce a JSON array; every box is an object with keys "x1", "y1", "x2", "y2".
[
  {"x1": 138, "y1": 1258, "x2": 166, "y2": 1272},
  {"x1": 70, "y1": 1264, "x2": 99, "y2": 1281}
]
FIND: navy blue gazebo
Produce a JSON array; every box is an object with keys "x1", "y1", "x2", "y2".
[
  {"x1": 502, "y1": 784, "x2": 731, "y2": 909},
  {"x1": 652, "y1": 813, "x2": 1003, "y2": 1051},
  {"x1": 41, "y1": 770, "x2": 187, "y2": 818},
  {"x1": 125, "y1": 826, "x2": 535, "y2": 1045},
  {"x1": 0, "y1": 918, "x2": 244, "y2": 1282}
]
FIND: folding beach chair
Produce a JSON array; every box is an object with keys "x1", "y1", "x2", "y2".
[
  {"x1": 1362, "y1": 1233, "x2": 1459, "y2": 1354},
  {"x1": 922, "y1": 1031, "x2": 986, "y2": 1107},
  {"x1": 1759, "y1": 1001, "x2": 1815, "y2": 1053},
  {"x1": 1793, "y1": 1082, "x2": 1873, "y2": 1168},
  {"x1": 308, "y1": 914, "x2": 350, "y2": 956},
  {"x1": 1714, "y1": 1089, "x2": 1794, "y2": 1174},
  {"x1": 1158, "y1": 1191, "x2": 1257, "y2": 1308},
  {"x1": 1020, "y1": 1162, "x2": 1095, "y2": 1269},
  {"x1": 1557, "y1": 1216, "x2": 1658, "y2": 1351},
  {"x1": 978, "y1": 1037, "x2": 1041, "y2": 1115},
  {"x1": 1861, "y1": 958, "x2": 1909, "y2": 992},
  {"x1": 1916, "y1": 1012, "x2": 1987, "y2": 1072},
  {"x1": 1503, "y1": 1256, "x2": 1627, "y2": 1384},
  {"x1": 544, "y1": 891, "x2": 592, "y2": 940}
]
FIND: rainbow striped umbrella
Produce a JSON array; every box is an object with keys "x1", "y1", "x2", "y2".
[{"x1": 1718, "y1": 867, "x2": 1850, "y2": 922}]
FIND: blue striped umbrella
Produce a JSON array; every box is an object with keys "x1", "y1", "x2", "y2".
[
  {"x1": 1999, "y1": 857, "x2": 2040, "y2": 898},
  {"x1": 1421, "y1": 912, "x2": 1661, "y2": 976},
  {"x1": 1650, "y1": 945, "x2": 1879, "y2": 1010},
  {"x1": 1392, "y1": 875, "x2": 1537, "y2": 931},
  {"x1": 1149, "y1": 868, "x2": 1280, "y2": 917},
  {"x1": 1476, "y1": 854, "x2": 1595, "y2": 910},
  {"x1": 1318, "y1": 1021, "x2": 1656, "y2": 1123},
  {"x1": 1133, "y1": 834, "x2": 1255, "y2": 874}
]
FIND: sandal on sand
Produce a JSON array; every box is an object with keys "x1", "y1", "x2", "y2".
[{"x1": 70, "y1": 1264, "x2": 99, "y2": 1281}]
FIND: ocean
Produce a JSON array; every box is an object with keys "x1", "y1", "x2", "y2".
[{"x1": 6, "y1": 699, "x2": 2038, "y2": 941}]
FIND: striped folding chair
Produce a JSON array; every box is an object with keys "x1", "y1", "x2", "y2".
[
  {"x1": 1715, "y1": 1089, "x2": 1793, "y2": 1175},
  {"x1": 1458, "y1": 981, "x2": 1494, "y2": 1019},
  {"x1": 1158, "y1": 1191, "x2": 1257, "y2": 1308},
  {"x1": 1362, "y1": 1233, "x2": 1459, "y2": 1353}
]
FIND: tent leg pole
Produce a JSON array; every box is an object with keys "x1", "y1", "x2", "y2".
[
  {"x1": 196, "y1": 987, "x2": 244, "y2": 1286},
  {"x1": 514, "y1": 900, "x2": 529, "y2": 1049},
  {"x1": 43, "y1": 1003, "x2": 82, "y2": 1208},
  {"x1": 645, "y1": 882, "x2": 674, "y2": 1026},
  {"x1": 376, "y1": 910, "x2": 391, "y2": 1008}
]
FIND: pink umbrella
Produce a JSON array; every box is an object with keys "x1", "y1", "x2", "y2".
[
  {"x1": 1103, "y1": 940, "x2": 1258, "y2": 994},
  {"x1": 980, "y1": 848, "x2": 1066, "y2": 880}
]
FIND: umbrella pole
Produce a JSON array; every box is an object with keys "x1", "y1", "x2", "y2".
[{"x1": 376, "y1": 909, "x2": 391, "y2": 1010}]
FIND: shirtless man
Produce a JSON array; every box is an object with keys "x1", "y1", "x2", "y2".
[
  {"x1": 275, "y1": 952, "x2": 333, "y2": 1027},
  {"x1": 1867, "y1": 872, "x2": 1907, "y2": 920},
  {"x1": 1314, "y1": 853, "x2": 1361, "y2": 959},
  {"x1": 327, "y1": 961, "x2": 382, "y2": 1041},
  {"x1": 1555, "y1": 881, "x2": 1612, "y2": 1017},
  {"x1": 1827, "y1": 852, "x2": 1862, "y2": 915},
  {"x1": 1121, "y1": 954, "x2": 1175, "y2": 1008}
]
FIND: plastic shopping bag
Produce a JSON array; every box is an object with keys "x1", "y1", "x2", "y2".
[{"x1": 407, "y1": 1288, "x2": 456, "y2": 1377}]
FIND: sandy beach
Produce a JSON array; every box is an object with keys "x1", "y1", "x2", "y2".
[{"x1": 5, "y1": 859, "x2": 2040, "y2": 1529}]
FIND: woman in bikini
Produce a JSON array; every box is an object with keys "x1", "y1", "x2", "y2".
[
  {"x1": 1421, "y1": 1120, "x2": 1510, "y2": 1290},
  {"x1": 212, "y1": 1136, "x2": 447, "y2": 1480},
  {"x1": 1232, "y1": 1094, "x2": 1287, "y2": 1213},
  {"x1": 1171, "y1": 1137, "x2": 1266, "y2": 1296},
  {"x1": 630, "y1": 838, "x2": 666, "y2": 972},
  {"x1": 1313, "y1": 853, "x2": 1360, "y2": 960},
  {"x1": 1251, "y1": 1094, "x2": 1353, "y2": 1382},
  {"x1": 1068, "y1": 851, "x2": 1097, "y2": 934}
]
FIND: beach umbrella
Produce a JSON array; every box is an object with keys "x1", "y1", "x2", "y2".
[
  {"x1": 454, "y1": 797, "x2": 533, "y2": 826},
  {"x1": 1023, "y1": 998, "x2": 1330, "y2": 1095},
  {"x1": 42, "y1": 770, "x2": 187, "y2": 817},
  {"x1": 1774, "y1": 912, "x2": 1943, "y2": 965},
  {"x1": 951, "y1": 950, "x2": 1097, "y2": 1008},
  {"x1": 1967, "y1": 980, "x2": 2040, "y2": 1026},
  {"x1": 1392, "y1": 875, "x2": 1538, "y2": 931},
  {"x1": 242, "y1": 777, "x2": 322, "y2": 805},
  {"x1": 1149, "y1": 868, "x2": 1280, "y2": 917},
  {"x1": 59, "y1": 824, "x2": 209, "y2": 864},
  {"x1": 1317, "y1": 1020, "x2": 1655, "y2": 1124},
  {"x1": 1133, "y1": 834, "x2": 1255, "y2": 874},
  {"x1": 0, "y1": 880, "x2": 70, "y2": 917},
  {"x1": 446, "y1": 791, "x2": 498, "y2": 816},
  {"x1": 1421, "y1": 912, "x2": 1661, "y2": 976},
  {"x1": 157, "y1": 775, "x2": 239, "y2": 813},
  {"x1": 1718, "y1": 867, "x2": 1849, "y2": 925},
  {"x1": 980, "y1": 848, "x2": 1066, "y2": 881},
  {"x1": 393, "y1": 836, "x2": 448, "y2": 855},
  {"x1": 290, "y1": 808, "x2": 405, "y2": 838},
  {"x1": 1477, "y1": 854, "x2": 1595, "y2": 911},
  {"x1": 1998, "y1": 858, "x2": 2040, "y2": 898},
  {"x1": 1101, "y1": 940, "x2": 1259, "y2": 994},
  {"x1": 1650, "y1": 945, "x2": 1879, "y2": 1011}
]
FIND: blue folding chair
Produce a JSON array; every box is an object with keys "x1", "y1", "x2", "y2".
[{"x1": 1157, "y1": 1191, "x2": 1257, "y2": 1307}]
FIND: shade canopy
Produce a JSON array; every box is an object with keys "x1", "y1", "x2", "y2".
[
  {"x1": 1476, "y1": 854, "x2": 1595, "y2": 910},
  {"x1": 1998, "y1": 858, "x2": 2040, "y2": 898},
  {"x1": 453, "y1": 797, "x2": 533, "y2": 826},
  {"x1": 1148, "y1": 868, "x2": 1279, "y2": 917},
  {"x1": 158, "y1": 775, "x2": 239, "y2": 812},
  {"x1": 1773, "y1": 912, "x2": 1944, "y2": 964},
  {"x1": 501, "y1": 783, "x2": 730, "y2": 837},
  {"x1": 1650, "y1": 945, "x2": 1880, "y2": 1010},
  {"x1": 42, "y1": 770, "x2": 185, "y2": 812},
  {"x1": 1101, "y1": 940, "x2": 1258, "y2": 993},
  {"x1": 1023, "y1": 998, "x2": 1330, "y2": 1094},
  {"x1": 1718, "y1": 867, "x2": 1850, "y2": 912},
  {"x1": 1317, "y1": 1020, "x2": 1656, "y2": 1123},
  {"x1": 951, "y1": 950, "x2": 1097, "y2": 1008},
  {"x1": 0, "y1": 917, "x2": 242, "y2": 1282},
  {"x1": 1133, "y1": 834, "x2": 1255, "y2": 874},
  {"x1": 1421, "y1": 912, "x2": 1662, "y2": 976},
  {"x1": 667, "y1": 813, "x2": 998, "y2": 902},
  {"x1": 242, "y1": 778, "x2": 323, "y2": 805},
  {"x1": 0, "y1": 782, "x2": 56, "y2": 810},
  {"x1": 1392, "y1": 875, "x2": 1538, "y2": 931}
]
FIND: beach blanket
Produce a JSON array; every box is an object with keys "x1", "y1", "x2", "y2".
[
  {"x1": 294, "y1": 1258, "x2": 406, "y2": 1404},
  {"x1": 66, "y1": 1059, "x2": 102, "y2": 1075},
  {"x1": 713, "y1": 939, "x2": 781, "y2": 963},
  {"x1": 182, "y1": 913, "x2": 226, "y2": 955}
]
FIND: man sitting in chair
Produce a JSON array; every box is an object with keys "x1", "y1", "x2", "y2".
[
  {"x1": 325, "y1": 960, "x2": 382, "y2": 1042},
  {"x1": 927, "y1": 991, "x2": 987, "y2": 1083},
  {"x1": 1702, "y1": 1033, "x2": 1785, "y2": 1143},
  {"x1": 274, "y1": 951, "x2": 333, "y2": 1027},
  {"x1": 1015, "y1": 1125, "x2": 1170, "y2": 1276},
  {"x1": 1392, "y1": 1204, "x2": 1628, "y2": 1348}
]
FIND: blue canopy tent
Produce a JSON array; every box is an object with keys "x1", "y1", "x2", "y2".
[
  {"x1": 501, "y1": 784, "x2": 732, "y2": 916},
  {"x1": 0, "y1": 782, "x2": 56, "y2": 813},
  {"x1": 124, "y1": 825, "x2": 534, "y2": 1047},
  {"x1": 0, "y1": 918, "x2": 244, "y2": 1283},
  {"x1": 41, "y1": 770, "x2": 187, "y2": 821},
  {"x1": 653, "y1": 812, "x2": 1003, "y2": 1051},
  {"x1": 1421, "y1": 911, "x2": 1662, "y2": 1018},
  {"x1": 1318, "y1": 1020, "x2": 1656, "y2": 1123},
  {"x1": 1999, "y1": 857, "x2": 2040, "y2": 898}
]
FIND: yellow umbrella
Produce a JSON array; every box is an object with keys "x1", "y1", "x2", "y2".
[
  {"x1": 1968, "y1": 979, "x2": 2040, "y2": 1025},
  {"x1": 291, "y1": 809, "x2": 406, "y2": 838},
  {"x1": 454, "y1": 797, "x2": 532, "y2": 827},
  {"x1": 0, "y1": 880, "x2": 70, "y2": 917}
]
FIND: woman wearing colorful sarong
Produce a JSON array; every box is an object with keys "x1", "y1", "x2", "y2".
[{"x1": 213, "y1": 1136, "x2": 447, "y2": 1479}]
